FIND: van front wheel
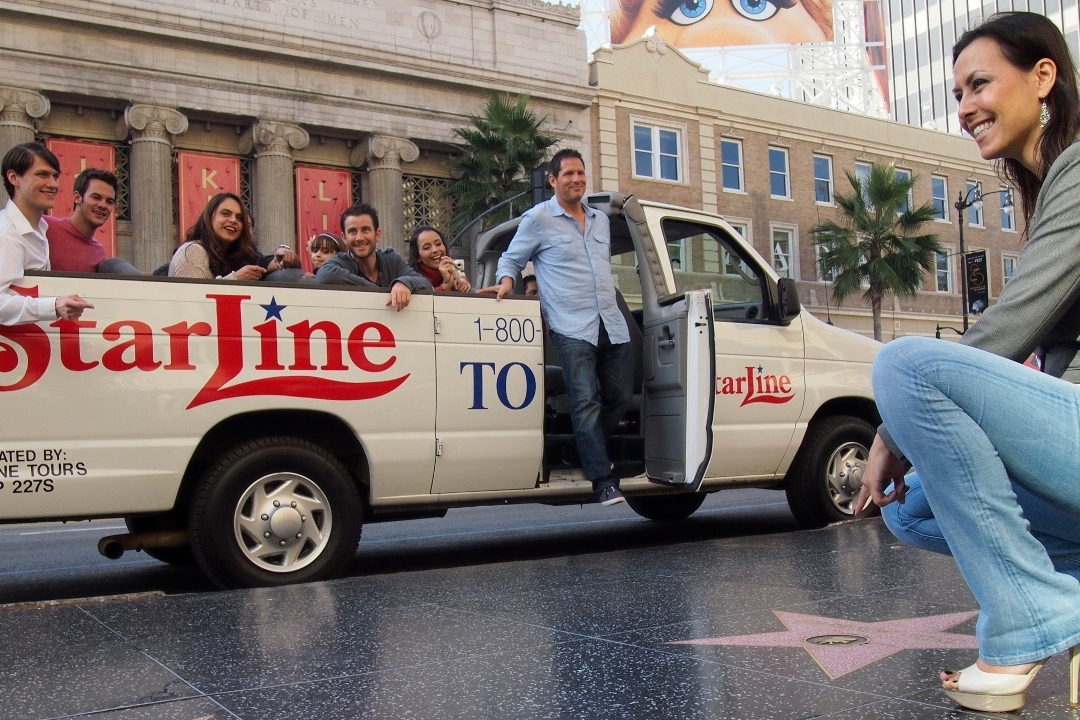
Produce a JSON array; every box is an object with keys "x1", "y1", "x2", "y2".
[
  {"x1": 189, "y1": 437, "x2": 362, "y2": 589},
  {"x1": 785, "y1": 415, "x2": 875, "y2": 529}
]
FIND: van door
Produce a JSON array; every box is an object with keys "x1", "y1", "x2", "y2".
[
  {"x1": 640, "y1": 290, "x2": 715, "y2": 490},
  {"x1": 654, "y1": 217, "x2": 806, "y2": 481},
  {"x1": 431, "y1": 293, "x2": 545, "y2": 494}
]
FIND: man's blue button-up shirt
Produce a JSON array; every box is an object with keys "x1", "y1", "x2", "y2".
[{"x1": 497, "y1": 196, "x2": 629, "y2": 346}]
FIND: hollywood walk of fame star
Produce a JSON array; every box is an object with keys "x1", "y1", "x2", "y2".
[
  {"x1": 668, "y1": 610, "x2": 979, "y2": 679},
  {"x1": 261, "y1": 296, "x2": 286, "y2": 321}
]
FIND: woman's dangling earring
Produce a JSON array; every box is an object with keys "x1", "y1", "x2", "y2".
[{"x1": 1040, "y1": 100, "x2": 1050, "y2": 127}]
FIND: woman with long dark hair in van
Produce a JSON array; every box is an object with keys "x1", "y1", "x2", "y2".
[{"x1": 169, "y1": 193, "x2": 299, "y2": 280}]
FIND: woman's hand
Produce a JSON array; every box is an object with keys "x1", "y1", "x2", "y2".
[
  {"x1": 451, "y1": 275, "x2": 471, "y2": 292},
  {"x1": 233, "y1": 265, "x2": 267, "y2": 282},
  {"x1": 438, "y1": 256, "x2": 456, "y2": 283},
  {"x1": 854, "y1": 434, "x2": 909, "y2": 513},
  {"x1": 273, "y1": 246, "x2": 301, "y2": 269}
]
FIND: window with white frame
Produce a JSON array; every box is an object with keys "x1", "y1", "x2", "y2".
[
  {"x1": 815, "y1": 243, "x2": 838, "y2": 282},
  {"x1": 632, "y1": 122, "x2": 682, "y2": 182},
  {"x1": 967, "y1": 181, "x2": 983, "y2": 226},
  {"x1": 723, "y1": 220, "x2": 751, "y2": 275},
  {"x1": 936, "y1": 249, "x2": 953, "y2": 292},
  {"x1": 1002, "y1": 253, "x2": 1019, "y2": 286},
  {"x1": 769, "y1": 147, "x2": 790, "y2": 199},
  {"x1": 720, "y1": 138, "x2": 744, "y2": 192},
  {"x1": 855, "y1": 161, "x2": 871, "y2": 203},
  {"x1": 855, "y1": 162, "x2": 871, "y2": 186},
  {"x1": 771, "y1": 224, "x2": 796, "y2": 278},
  {"x1": 931, "y1": 175, "x2": 949, "y2": 221},
  {"x1": 1000, "y1": 188, "x2": 1016, "y2": 231},
  {"x1": 814, "y1": 155, "x2": 833, "y2": 204},
  {"x1": 894, "y1": 168, "x2": 912, "y2": 214}
]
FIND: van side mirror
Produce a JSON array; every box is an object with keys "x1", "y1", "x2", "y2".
[{"x1": 776, "y1": 277, "x2": 801, "y2": 325}]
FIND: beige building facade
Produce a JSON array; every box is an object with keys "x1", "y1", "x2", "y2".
[
  {"x1": 0, "y1": 0, "x2": 593, "y2": 267},
  {"x1": 590, "y1": 38, "x2": 1023, "y2": 341}
]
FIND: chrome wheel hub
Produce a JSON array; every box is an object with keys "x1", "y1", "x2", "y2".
[
  {"x1": 233, "y1": 472, "x2": 332, "y2": 573},
  {"x1": 826, "y1": 442, "x2": 869, "y2": 515}
]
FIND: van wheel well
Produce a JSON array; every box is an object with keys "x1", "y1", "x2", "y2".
[
  {"x1": 807, "y1": 397, "x2": 880, "y2": 429},
  {"x1": 174, "y1": 410, "x2": 369, "y2": 516}
]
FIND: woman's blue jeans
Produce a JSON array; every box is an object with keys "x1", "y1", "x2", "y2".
[{"x1": 873, "y1": 336, "x2": 1080, "y2": 664}]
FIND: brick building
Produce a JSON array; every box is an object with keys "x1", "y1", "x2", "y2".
[{"x1": 590, "y1": 37, "x2": 1022, "y2": 340}]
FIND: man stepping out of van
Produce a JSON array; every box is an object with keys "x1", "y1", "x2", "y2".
[
  {"x1": 0, "y1": 142, "x2": 92, "y2": 325},
  {"x1": 489, "y1": 149, "x2": 633, "y2": 506}
]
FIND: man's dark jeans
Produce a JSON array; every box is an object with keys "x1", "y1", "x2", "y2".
[{"x1": 549, "y1": 322, "x2": 634, "y2": 493}]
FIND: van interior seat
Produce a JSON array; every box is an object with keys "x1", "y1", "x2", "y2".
[{"x1": 544, "y1": 288, "x2": 643, "y2": 397}]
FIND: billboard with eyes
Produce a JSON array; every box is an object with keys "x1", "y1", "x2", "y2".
[
  {"x1": 583, "y1": 0, "x2": 889, "y2": 117},
  {"x1": 608, "y1": 0, "x2": 835, "y2": 47}
]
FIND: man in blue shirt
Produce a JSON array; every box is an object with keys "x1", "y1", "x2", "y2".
[{"x1": 492, "y1": 149, "x2": 633, "y2": 506}]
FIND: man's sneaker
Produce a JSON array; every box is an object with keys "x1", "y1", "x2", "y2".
[{"x1": 598, "y1": 485, "x2": 626, "y2": 506}]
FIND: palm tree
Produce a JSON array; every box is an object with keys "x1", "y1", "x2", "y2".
[
  {"x1": 812, "y1": 163, "x2": 943, "y2": 342},
  {"x1": 443, "y1": 92, "x2": 560, "y2": 234}
]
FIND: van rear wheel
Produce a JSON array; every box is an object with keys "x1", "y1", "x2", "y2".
[
  {"x1": 785, "y1": 415, "x2": 875, "y2": 529},
  {"x1": 626, "y1": 492, "x2": 707, "y2": 522},
  {"x1": 188, "y1": 437, "x2": 362, "y2": 589}
]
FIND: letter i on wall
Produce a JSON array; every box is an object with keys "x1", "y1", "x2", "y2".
[{"x1": 296, "y1": 166, "x2": 353, "y2": 273}]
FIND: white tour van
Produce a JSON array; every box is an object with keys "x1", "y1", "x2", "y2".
[{"x1": 0, "y1": 193, "x2": 880, "y2": 588}]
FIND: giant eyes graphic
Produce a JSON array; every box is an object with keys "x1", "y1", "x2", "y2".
[
  {"x1": 665, "y1": 0, "x2": 714, "y2": 25},
  {"x1": 732, "y1": 0, "x2": 779, "y2": 20}
]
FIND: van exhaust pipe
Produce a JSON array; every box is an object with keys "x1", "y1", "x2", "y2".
[{"x1": 97, "y1": 530, "x2": 189, "y2": 560}]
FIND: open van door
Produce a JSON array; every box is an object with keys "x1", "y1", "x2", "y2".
[{"x1": 641, "y1": 289, "x2": 715, "y2": 490}]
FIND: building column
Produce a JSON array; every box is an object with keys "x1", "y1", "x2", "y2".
[
  {"x1": 352, "y1": 135, "x2": 418, "y2": 255},
  {"x1": 698, "y1": 121, "x2": 718, "y2": 214},
  {"x1": 240, "y1": 121, "x2": 309, "y2": 255},
  {"x1": 116, "y1": 104, "x2": 188, "y2": 271},
  {"x1": 0, "y1": 87, "x2": 50, "y2": 161}
]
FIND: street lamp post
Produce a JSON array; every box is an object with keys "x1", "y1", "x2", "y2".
[
  {"x1": 954, "y1": 186, "x2": 1013, "y2": 333},
  {"x1": 954, "y1": 186, "x2": 979, "y2": 333}
]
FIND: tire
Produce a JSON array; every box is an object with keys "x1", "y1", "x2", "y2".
[
  {"x1": 188, "y1": 437, "x2": 363, "y2": 589},
  {"x1": 785, "y1": 415, "x2": 875, "y2": 529},
  {"x1": 625, "y1": 492, "x2": 708, "y2": 522},
  {"x1": 124, "y1": 514, "x2": 195, "y2": 567}
]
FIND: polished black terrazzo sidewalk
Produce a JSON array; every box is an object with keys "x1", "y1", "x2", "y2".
[{"x1": 4, "y1": 517, "x2": 1078, "y2": 720}]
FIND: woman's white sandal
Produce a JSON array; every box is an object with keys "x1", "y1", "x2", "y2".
[{"x1": 943, "y1": 646, "x2": 1080, "y2": 713}]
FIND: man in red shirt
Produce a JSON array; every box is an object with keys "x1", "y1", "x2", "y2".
[{"x1": 45, "y1": 168, "x2": 124, "y2": 273}]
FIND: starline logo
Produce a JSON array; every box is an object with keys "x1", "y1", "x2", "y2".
[
  {"x1": 0, "y1": 289, "x2": 409, "y2": 409},
  {"x1": 716, "y1": 365, "x2": 796, "y2": 407}
]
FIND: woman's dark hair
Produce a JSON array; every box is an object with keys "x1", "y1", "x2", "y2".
[
  {"x1": 953, "y1": 12, "x2": 1080, "y2": 227},
  {"x1": 309, "y1": 232, "x2": 344, "y2": 255},
  {"x1": 407, "y1": 225, "x2": 446, "y2": 268},
  {"x1": 184, "y1": 192, "x2": 259, "y2": 277}
]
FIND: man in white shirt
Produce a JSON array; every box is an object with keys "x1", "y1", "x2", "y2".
[{"x1": 1, "y1": 142, "x2": 92, "y2": 325}]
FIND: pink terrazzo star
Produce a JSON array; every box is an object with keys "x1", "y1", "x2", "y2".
[{"x1": 668, "y1": 610, "x2": 979, "y2": 679}]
